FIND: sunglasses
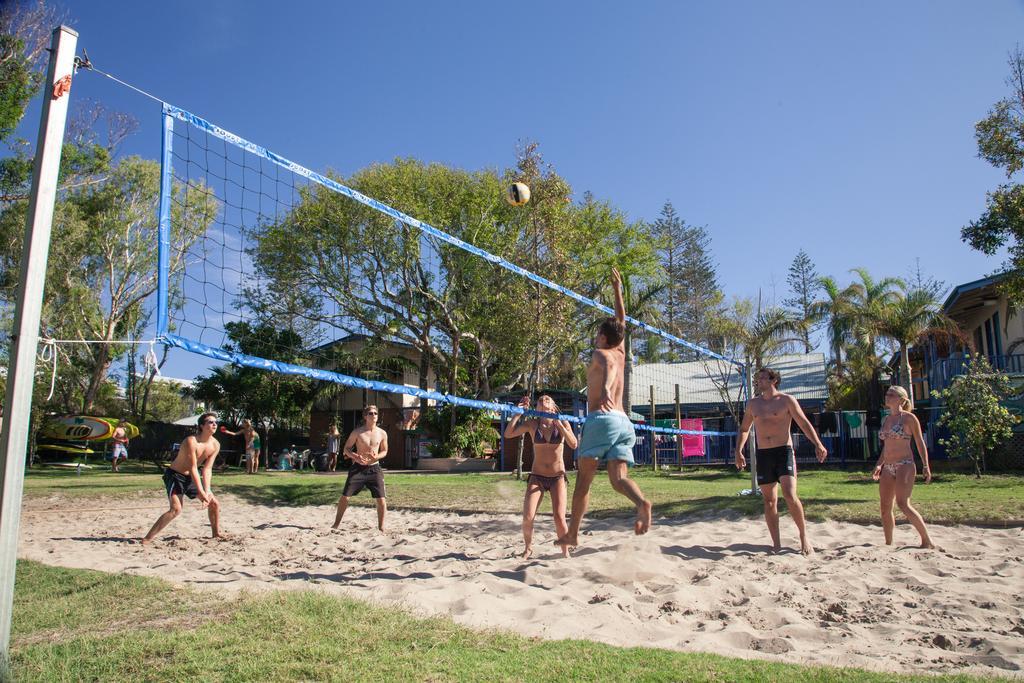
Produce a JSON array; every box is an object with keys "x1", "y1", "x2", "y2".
[
  {"x1": 203, "y1": 420, "x2": 218, "y2": 426},
  {"x1": 365, "y1": 411, "x2": 378, "y2": 416}
]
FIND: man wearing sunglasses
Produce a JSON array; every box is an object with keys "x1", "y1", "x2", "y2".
[
  {"x1": 143, "y1": 413, "x2": 223, "y2": 544},
  {"x1": 332, "y1": 405, "x2": 389, "y2": 532}
]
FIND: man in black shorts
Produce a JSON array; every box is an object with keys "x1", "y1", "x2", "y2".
[
  {"x1": 735, "y1": 368, "x2": 827, "y2": 555},
  {"x1": 332, "y1": 405, "x2": 389, "y2": 532},
  {"x1": 143, "y1": 413, "x2": 222, "y2": 544}
]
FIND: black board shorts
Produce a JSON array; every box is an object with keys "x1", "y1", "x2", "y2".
[
  {"x1": 163, "y1": 467, "x2": 199, "y2": 500},
  {"x1": 755, "y1": 445, "x2": 795, "y2": 485},
  {"x1": 342, "y1": 463, "x2": 386, "y2": 498}
]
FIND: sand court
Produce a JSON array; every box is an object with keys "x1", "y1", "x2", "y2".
[{"x1": 17, "y1": 495, "x2": 1024, "y2": 678}]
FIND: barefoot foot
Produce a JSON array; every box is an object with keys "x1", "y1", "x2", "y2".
[
  {"x1": 634, "y1": 500, "x2": 653, "y2": 535},
  {"x1": 522, "y1": 546, "x2": 533, "y2": 560},
  {"x1": 554, "y1": 533, "x2": 578, "y2": 550},
  {"x1": 801, "y1": 541, "x2": 815, "y2": 556}
]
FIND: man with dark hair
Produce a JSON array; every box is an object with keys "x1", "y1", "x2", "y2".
[
  {"x1": 142, "y1": 413, "x2": 222, "y2": 544},
  {"x1": 333, "y1": 405, "x2": 389, "y2": 532},
  {"x1": 556, "y1": 268, "x2": 652, "y2": 553},
  {"x1": 735, "y1": 368, "x2": 827, "y2": 555}
]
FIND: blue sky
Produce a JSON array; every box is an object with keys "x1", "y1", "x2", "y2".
[{"x1": 13, "y1": 1, "x2": 1024, "y2": 378}]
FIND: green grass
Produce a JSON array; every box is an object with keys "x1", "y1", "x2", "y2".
[
  {"x1": 9, "y1": 560, "x2": 992, "y2": 682},
  {"x1": 23, "y1": 466, "x2": 1024, "y2": 526}
]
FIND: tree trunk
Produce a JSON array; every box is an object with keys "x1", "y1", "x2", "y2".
[
  {"x1": 479, "y1": 350, "x2": 492, "y2": 400},
  {"x1": 899, "y1": 344, "x2": 914, "y2": 409},
  {"x1": 832, "y1": 328, "x2": 843, "y2": 377},
  {"x1": 418, "y1": 326, "x2": 432, "y2": 422},
  {"x1": 448, "y1": 328, "x2": 460, "y2": 434},
  {"x1": 82, "y1": 344, "x2": 112, "y2": 414}
]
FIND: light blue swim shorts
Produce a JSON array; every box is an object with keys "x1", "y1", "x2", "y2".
[{"x1": 577, "y1": 411, "x2": 636, "y2": 464}]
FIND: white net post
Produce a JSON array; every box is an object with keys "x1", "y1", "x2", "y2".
[{"x1": 0, "y1": 25, "x2": 78, "y2": 661}]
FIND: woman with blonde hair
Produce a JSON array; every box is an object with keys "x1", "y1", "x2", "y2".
[
  {"x1": 872, "y1": 385, "x2": 934, "y2": 548},
  {"x1": 503, "y1": 394, "x2": 578, "y2": 559},
  {"x1": 221, "y1": 419, "x2": 259, "y2": 473}
]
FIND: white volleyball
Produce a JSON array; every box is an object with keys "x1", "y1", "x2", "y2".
[{"x1": 506, "y1": 182, "x2": 531, "y2": 206}]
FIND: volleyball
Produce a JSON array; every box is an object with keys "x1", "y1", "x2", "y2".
[{"x1": 506, "y1": 182, "x2": 531, "y2": 206}]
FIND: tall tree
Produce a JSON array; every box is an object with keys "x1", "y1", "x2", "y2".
[
  {"x1": 783, "y1": 249, "x2": 820, "y2": 353},
  {"x1": 676, "y1": 222, "x2": 723, "y2": 358},
  {"x1": 845, "y1": 267, "x2": 904, "y2": 357},
  {"x1": 875, "y1": 286, "x2": 964, "y2": 407},
  {"x1": 0, "y1": 0, "x2": 57, "y2": 143},
  {"x1": 906, "y1": 257, "x2": 947, "y2": 301},
  {"x1": 962, "y1": 47, "x2": 1024, "y2": 304},
  {"x1": 810, "y1": 276, "x2": 857, "y2": 376},
  {"x1": 247, "y1": 153, "x2": 660, "y2": 407},
  {"x1": 0, "y1": 156, "x2": 216, "y2": 413},
  {"x1": 649, "y1": 201, "x2": 686, "y2": 359}
]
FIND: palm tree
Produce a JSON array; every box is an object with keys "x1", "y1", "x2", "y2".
[
  {"x1": 810, "y1": 276, "x2": 858, "y2": 376},
  {"x1": 710, "y1": 303, "x2": 805, "y2": 371},
  {"x1": 744, "y1": 308, "x2": 805, "y2": 370},
  {"x1": 875, "y1": 287, "x2": 964, "y2": 407},
  {"x1": 846, "y1": 267, "x2": 904, "y2": 356}
]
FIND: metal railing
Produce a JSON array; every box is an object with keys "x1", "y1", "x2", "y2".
[{"x1": 897, "y1": 353, "x2": 1024, "y2": 394}]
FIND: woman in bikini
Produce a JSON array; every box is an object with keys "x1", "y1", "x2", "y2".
[
  {"x1": 221, "y1": 419, "x2": 258, "y2": 473},
  {"x1": 872, "y1": 385, "x2": 934, "y2": 549},
  {"x1": 504, "y1": 394, "x2": 578, "y2": 558}
]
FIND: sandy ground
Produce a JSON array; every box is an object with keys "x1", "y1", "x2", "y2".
[{"x1": 17, "y1": 492, "x2": 1024, "y2": 678}]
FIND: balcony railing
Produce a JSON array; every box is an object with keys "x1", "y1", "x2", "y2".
[{"x1": 918, "y1": 353, "x2": 1024, "y2": 394}]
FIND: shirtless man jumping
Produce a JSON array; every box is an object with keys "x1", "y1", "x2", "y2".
[
  {"x1": 142, "y1": 412, "x2": 222, "y2": 544},
  {"x1": 332, "y1": 405, "x2": 389, "y2": 532},
  {"x1": 735, "y1": 367, "x2": 827, "y2": 555},
  {"x1": 557, "y1": 268, "x2": 652, "y2": 552}
]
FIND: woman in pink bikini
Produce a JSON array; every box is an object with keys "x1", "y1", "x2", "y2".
[
  {"x1": 504, "y1": 394, "x2": 578, "y2": 559},
  {"x1": 872, "y1": 385, "x2": 934, "y2": 548}
]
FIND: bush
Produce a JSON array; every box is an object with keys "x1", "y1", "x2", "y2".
[{"x1": 420, "y1": 405, "x2": 498, "y2": 458}]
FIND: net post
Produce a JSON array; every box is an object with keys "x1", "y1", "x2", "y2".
[
  {"x1": 0, "y1": 25, "x2": 78, "y2": 662},
  {"x1": 674, "y1": 383, "x2": 682, "y2": 471},
  {"x1": 743, "y1": 364, "x2": 759, "y2": 495},
  {"x1": 499, "y1": 411, "x2": 506, "y2": 472},
  {"x1": 649, "y1": 385, "x2": 656, "y2": 471},
  {"x1": 156, "y1": 104, "x2": 174, "y2": 337}
]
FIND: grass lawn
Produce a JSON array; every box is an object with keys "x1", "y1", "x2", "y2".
[
  {"x1": 9, "y1": 560, "x2": 993, "y2": 683},
  {"x1": 22, "y1": 465, "x2": 1024, "y2": 526}
]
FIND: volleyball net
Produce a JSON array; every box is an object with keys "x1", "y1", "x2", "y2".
[{"x1": 155, "y1": 103, "x2": 748, "y2": 444}]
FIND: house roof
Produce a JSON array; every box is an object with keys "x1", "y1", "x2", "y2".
[
  {"x1": 630, "y1": 353, "x2": 828, "y2": 410},
  {"x1": 942, "y1": 273, "x2": 1007, "y2": 319},
  {"x1": 307, "y1": 333, "x2": 417, "y2": 355}
]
